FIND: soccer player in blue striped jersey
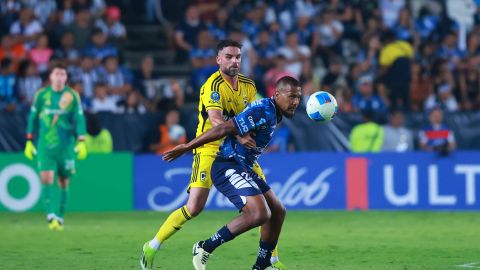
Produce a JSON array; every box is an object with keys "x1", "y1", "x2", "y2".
[{"x1": 163, "y1": 76, "x2": 301, "y2": 270}]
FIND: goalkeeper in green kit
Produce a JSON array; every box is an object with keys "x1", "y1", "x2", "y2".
[{"x1": 24, "y1": 64, "x2": 87, "y2": 231}]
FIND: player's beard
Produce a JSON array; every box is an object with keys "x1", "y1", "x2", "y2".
[{"x1": 224, "y1": 66, "x2": 239, "y2": 77}]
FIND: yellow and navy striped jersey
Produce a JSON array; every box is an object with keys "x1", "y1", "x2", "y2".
[{"x1": 195, "y1": 70, "x2": 257, "y2": 155}]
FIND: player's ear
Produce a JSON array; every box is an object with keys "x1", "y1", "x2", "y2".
[{"x1": 216, "y1": 55, "x2": 221, "y2": 65}]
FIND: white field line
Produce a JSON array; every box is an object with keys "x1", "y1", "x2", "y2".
[{"x1": 456, "y1": 262, "x2": 480, "y2": 268}]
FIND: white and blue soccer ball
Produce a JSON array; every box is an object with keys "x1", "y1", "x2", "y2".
[{"x1": 306, "y1": 91, "x2": 338, "y2": 122}]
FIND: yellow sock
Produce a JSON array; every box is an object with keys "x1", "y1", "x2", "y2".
[
  {"x1": 155, "y1": 206, "x2": 192, "y2": 243},
  {"x1": 259, "y1": 226, "x2": 280, "y2": 258}
]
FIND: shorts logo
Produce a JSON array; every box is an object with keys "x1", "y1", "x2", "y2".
[
  {"x1": 200, "y1": 171, "x2": 207, "y2": 182},
  {"x1": 210, "y1": 92, "x2": 220, "y2": 103}
]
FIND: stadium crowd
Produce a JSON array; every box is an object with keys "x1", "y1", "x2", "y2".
[{"x1": 0, "y1": 0, "x2": 478, "y2": 152}]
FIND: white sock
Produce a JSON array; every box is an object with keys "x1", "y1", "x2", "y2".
[
  {"x1": 149, "y1": 238, "x2": 161, "y2": 251},
  {"x1": 47, "y1": 213, "x2": 56, "y2": 221},
  {"x1": 57, "y1": 217, "x2": 64, "y2": 224},
  {"x1": 271, "y1": 256, "x2": 279, "y2": 264}
]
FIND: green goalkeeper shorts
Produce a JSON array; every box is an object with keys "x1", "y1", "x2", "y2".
[{"x1": 37, "y1": 147, "x2": 76, "y2": 177}]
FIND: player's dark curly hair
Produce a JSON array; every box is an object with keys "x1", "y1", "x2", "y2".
[{"x1": 216, "y1": 39, "x2": 242, "y2": 55}]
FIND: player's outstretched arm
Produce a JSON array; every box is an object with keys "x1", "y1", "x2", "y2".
[{"x1": 163, "y1": 119, "x2": 238, "y2": 162}]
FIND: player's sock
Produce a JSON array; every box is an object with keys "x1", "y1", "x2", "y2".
[
  {"x1": 271, "y1": 244, "x2": 279, "y2": 264},
  {"x1": 58, "y1": 187, "x2": 68, "y2": 221},
  {"x1": 201, "y1": 225, "x2": 235, "y2": 253},
  {"x1": 148, "y1": 237, "x2": 160, "y2": 250},
  {"x1": 154, "y1": 205, "x2": 192, "y2": 246},
  {"x1": 254, "y1": 240, "x2": 277, "y2": 269},
  {"x1": 43, "y1": 184, "x2": 54, "y2": 219}
]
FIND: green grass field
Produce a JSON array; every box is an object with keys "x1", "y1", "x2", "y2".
[{"x1": 1, "y1": 211, "x2": 479, "y2": 269}]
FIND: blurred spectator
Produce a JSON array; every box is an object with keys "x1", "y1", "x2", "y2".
[
  {"x1": 0, "y1": 58, "x2": 18, "y2": 112},
  {"x1": 59, "y1": 0, "x2": 76, "y2": 26},
  {"x1": 382, "y1": 110, "x2": 414, "y2": 152},
  {"x1": 133, "y1": 55, "x2": 185, "y2": 112},
  {"x1": 378, "y1": 30, "x2": 413, "y2": 110},
  {"x1": 90, "y1": 83, "x2": 118, "y2": 113},
  {"x1": 149, "y1": 109, "x2": 187, "y2": 154},
  {"x1": 194, "y1": 0, "x2": 221, "y2": 23},
  {"x1": 28, "y1": 34, "x2": 53, "y2": 74},
  {"x1": 265, "y1": 0, "x2": 296, "y2": 31},
  {"x1": 351, "y1": 74, "x2": 386, "y2": 113},
  {"x1": 174, "y1": 5, "x2": 206, "y2": 62},
  {"x1": 9, "y1": 8, "x2": 43, "y2": 50},
  {"x1": 0, "y1": 0, "x2": 21, "y2": 35},
  {"x1": 350, "y1": 108, "x2": 384, "y2": 153},
  {"x1": 0, "y1": 35, "x2": 26, "y2": 71},
  {"x1": 82, "y1": 28, "x2": 118, "y2": 66},
  {"x1": 410, "y1": 62, "x2": 431, "y2": 111},
  {"x1": 419, "y1": 107, "x2": 456, "y2": 155},
  {"x1": 30, "y1": 0, "x2": 57, "y2": 25},
  {"x1": 321, "y1": 57, "x2": 348, "y2": 90},
  {"x1": 229, "y1": 27, "x2": 257, "y2": 78},
  {"x1": 266, "y1": 122, "x2": 295, "y2": 152},
  {"x1": 277, "y1": 31, "x2": 311, "y2": 79},
  {"x1": 16, "y1": 60, "x2": 42, "y2": 105},
  {"x1": 333, "y1": 85, "x2": 353, "y2": 113},
  {"x1": 263, "y1": 54, "x2": 296, "y2": 97},
  {"x1": 116, "y1": 91, "x2": 147, "y2": 114},
  {"x1": 380, "y1": 0, "x2": 405, "y2": 29},
  {"x1": 97, "y1": 55, "x2": 132, "y2": 98},
  {"x1": 242, "y1": 5, "x2": 265, "y2": 42},
  {"x1": 71, "y1": 56, "x2": 100, "y2": 100},
  {"x1": 72, "y1": 81, "x2": 91, "y2": 110},
  {"x1": 190, "y1": 30, "x2": 217, "y2": 91},
  {"x1": 424, "y1": 82, "x2": 459, "y2": 112},
  {"x1": 85, "y1": 113, "x2": 113, "y2": 153},
  {"x1": 313, "y1": 8, "x2": 344, "y2": 67},
  {"x1": 66, "y1": 8, "x2": 93, "y2": 50},
  {"x1": 54, "y1": 31, "x2": 80, "y2": 69},
  {"x1": 94, "y1": 6, "x2": 127, "y2": 41},
  {"x1": 254, "y1": 30, "x2": 277, "y2": 92},
  {"x1": 207, "y1": 7, "x2": 230, "y2": 41},
  {"x1": 436, "y1": 31, "x2": 464, "y2": 71},
  {"x1": 459, "y1": 59, "x2": 480, "y2": 110}
]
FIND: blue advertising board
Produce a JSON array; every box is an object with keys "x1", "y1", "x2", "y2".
[{"x1": 133, "y1": 152, "x2": 480, "y2": 211}]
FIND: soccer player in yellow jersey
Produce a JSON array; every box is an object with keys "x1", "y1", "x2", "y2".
[{"x1": 141, "y1": 40, "x2": 288, "y2": 270}]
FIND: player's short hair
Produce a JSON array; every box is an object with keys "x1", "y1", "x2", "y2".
[
  {"x1": 216, "y1": 39, "x2": 242, "y2": 55},
  {"x1": 275, "y1": 76, "x2": 300, "y2": 89},
  {"x1": 49, "y1": 63, "x2": 68, "y2": 74}
]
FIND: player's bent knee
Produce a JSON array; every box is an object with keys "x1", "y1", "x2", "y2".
[
  {"x1": 185, "y1": 203, "x2": 204, "y2": 217},
  {"x1": 252, "y1": 207, "x2": 271, "y2": 227}
]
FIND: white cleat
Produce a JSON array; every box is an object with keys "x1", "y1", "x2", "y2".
[{"x1": 192, "y1": 242, "x2": 211, "y2": 270}]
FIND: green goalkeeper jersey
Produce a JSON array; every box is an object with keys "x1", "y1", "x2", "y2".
[{"x1": 27, "y1": 86, "x2": 86, "y2": 151}]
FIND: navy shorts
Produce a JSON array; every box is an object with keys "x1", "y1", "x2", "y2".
[{"x1": 211, "y1": 157, "x2": 270, "y2": 210}]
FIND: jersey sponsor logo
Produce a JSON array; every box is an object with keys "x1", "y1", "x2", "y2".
[
  {"x1": 237, "y1": 118, "x2": 249, "y2": 133},
  {"x1": 247, "y1": 116, "x2": 255, "y2": 127},
  {"x1": 200, "y1": 171, "x2": 207, "y2": 182},
  {"x1": 210, "y1": 92, "x2": 220, "y2": 103}
]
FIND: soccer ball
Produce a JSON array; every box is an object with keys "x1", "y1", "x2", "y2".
[{"x1": 306, "y1": 91, "x2": 338, "y2": 122}]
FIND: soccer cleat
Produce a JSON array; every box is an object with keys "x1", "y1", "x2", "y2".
[
  {"x1": 272, "y1": 261, "x2": 288, "y2": 270},
  {"x1": 48, "y1": 218, "x2": 60, "y2": 230},
  {"x1": 56, "y1": 219, "x2": 64, "y2": 231},
  {"x1": 140, "y1": 242, "x2": 156, "y2": 270},
  {"x1": 192, "y1": 241, "x2": 210, "y2": 270}
]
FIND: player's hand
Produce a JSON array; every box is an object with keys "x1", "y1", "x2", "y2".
[
  {"x1": 162, "y1": 144, "x2": 189, "y2": 162},
  {"x1": 236, "y1": 134, "x2": 256, "y2": 149},
  {"x1": 75, "y1": 141, "x2": 88, "y2": 160},
  {"x1": 24, "y1": 140, "x2": 37, "y2": 160}
]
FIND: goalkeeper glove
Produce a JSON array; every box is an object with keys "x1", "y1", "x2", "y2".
[
  {"x1": 24, "y1": 140, "x2": 37, "y2": 160},
  {"x1": 75, "y1": 141, "x2": 88, "y2": 160}
]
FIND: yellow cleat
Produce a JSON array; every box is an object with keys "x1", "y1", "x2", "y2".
[
  {"x1": 48, "y1": 219, "x2": 64, "y2": 231},
  {"x1": 48, "y1": 219, "x2": 60, "y2": 230},
  {"x1": 272, "y1": 261, "x2": 288, "y2": 270}
]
